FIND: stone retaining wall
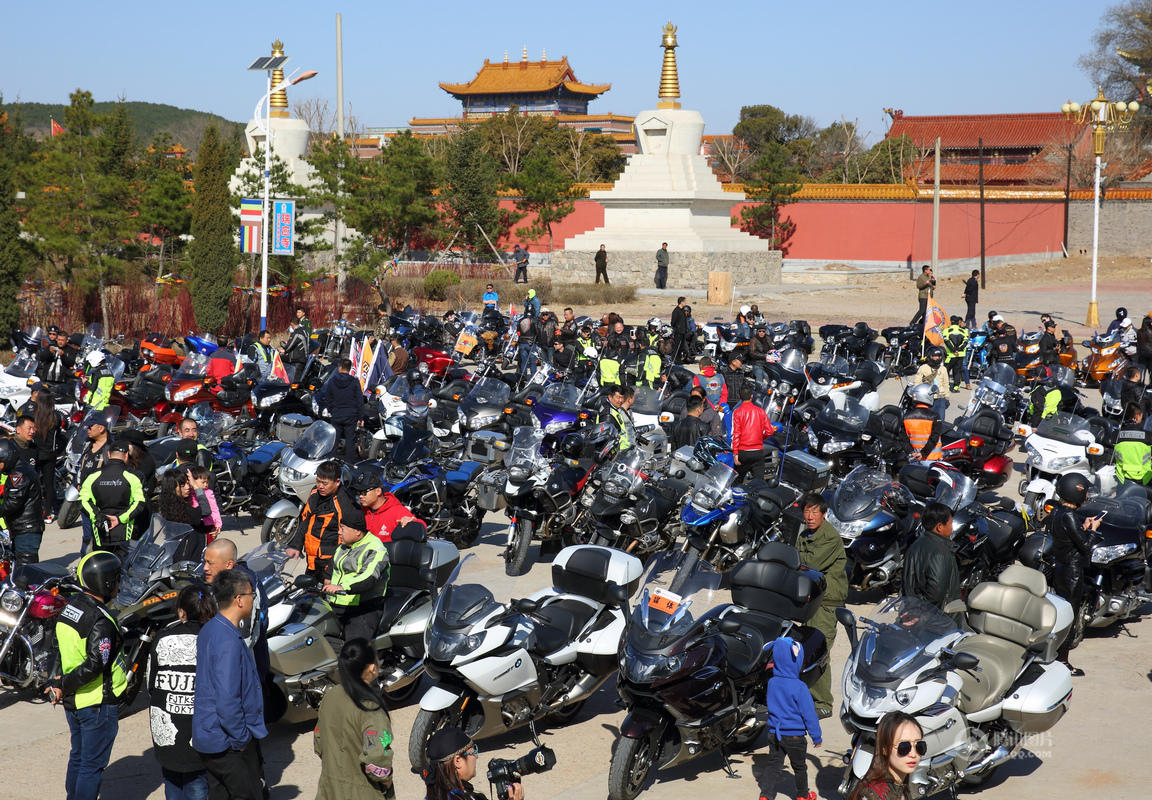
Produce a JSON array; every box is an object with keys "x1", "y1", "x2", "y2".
[{"x1": 550, "y1": 249, "x2": 781, "y2": 288}]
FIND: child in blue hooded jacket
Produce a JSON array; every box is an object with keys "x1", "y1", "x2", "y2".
[{"x1": 759, "y1": 636, "x2": 822, "y2": 800}]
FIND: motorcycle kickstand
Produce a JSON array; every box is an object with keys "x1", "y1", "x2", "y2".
[{"x1": 717, "y1": 745, "x2": 740, "y2": 779}]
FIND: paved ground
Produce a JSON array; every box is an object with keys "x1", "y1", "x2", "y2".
[{"x1": 4, "y1": 263, "x2": 1152, "y2": 800}]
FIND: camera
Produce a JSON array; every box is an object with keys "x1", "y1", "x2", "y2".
[{"x1": 486, "y1": 745, "x2": 556, "y2": 800}]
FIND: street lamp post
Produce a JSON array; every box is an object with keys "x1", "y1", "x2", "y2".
[
  {"x1": 1061, "y1": 88, "x2": 1139, "y2": 328},
  {"x1": 247, "y1": 54, "x2": 317, "y2": 332}
]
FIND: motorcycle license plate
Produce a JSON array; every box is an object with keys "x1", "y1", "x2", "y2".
[
  {"x1": 455, "y1": 333, "x2": 478, "y2": 355},
  {"x1": 648, "y1": 588, "x2": 682, "y2": 615}
]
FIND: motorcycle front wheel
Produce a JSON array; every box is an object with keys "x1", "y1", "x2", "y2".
[
  {"x1": 57, "y1": 499, "x2": 81, "y2": 529},
  {"x1": 261, "y1": 516, "x2": 300, "y2": 548},
  {"x1": 409, "y1": 706, "x2": 473, "y2": 770},
  {"x1": 504, "y1": 518, "x2": 534, "y2": 577},
  {"x1": 608, "y1": 735, "x2": 657, "y2": 800}
]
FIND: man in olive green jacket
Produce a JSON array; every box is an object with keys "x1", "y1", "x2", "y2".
[
  {"x1": 910, "y1": 264, "x2": 936, "y2": 327},
  {"x1": 794, "y1": 492, "x2": 847, "y2": 717}
]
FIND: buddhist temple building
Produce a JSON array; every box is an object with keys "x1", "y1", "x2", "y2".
[
  {"x1": 883, "y1": 110, "x2": 1093, "y2": 186},
  {"x1": 401, "y1": 48, "x2": 636, "y2": 152}
]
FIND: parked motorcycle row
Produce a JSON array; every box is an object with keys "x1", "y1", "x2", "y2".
[{"x1": 1, "y1": 307, "x2": 1149, "y2": 800}]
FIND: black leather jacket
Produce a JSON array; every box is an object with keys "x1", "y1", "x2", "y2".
[
  {"x1": 902, "y1": 529, "x2": 961, "y2": 611},
  {"x1": 1047, "y1": 505, "x2": 1092, "y2": 566},
  {"x1": 0, "y1": 460, "x2": 44, "y2": 537},
  {"x1": 1038, "y1": 331, "x2": 1059, "y2": 365}
]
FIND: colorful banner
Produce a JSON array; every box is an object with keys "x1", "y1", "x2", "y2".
[
  {"x1": 358, "y1": 340, "x2": 376, "y2": 393},
  {"x1": 271, "y1": 200, "x2": 295, "y2": 256},
  {"x1": 923, "y1": 297, "x2": 947, "y2": 348},
  {"x1": 270, "y1": 350, "x2": 290, "y2": 383},
  {"x1": 239, "y1": 198, "x2": 263, "y2": 226},
  {"x1": 240, "y1": 224, "x2": 262, "y2": 254}
]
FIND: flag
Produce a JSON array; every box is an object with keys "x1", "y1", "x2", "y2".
[
  {"x1": 270, "y1": 350, "x2": 290, "y2": 383},
  {"x1": 240, "y1": 225, "x2": 262, "y2": 254},
  {"x1": 358, "y1": 339, "x2": 375, "y2": 392},
  {"x1": 922, "y1": 297, "x2": 947, "y2": 348},
  {"x1": 240, "y1": 198, "x2": 262, "y2": 226},
  {"x1": 366, "y1": 342, "x2": 390, "y2": 388},
  {"x1": 50, "y1": 118, "x2": 65, "y2": 137},
  {"x1": 349, "y1": 337, "x2": 363, "y2": 383}
]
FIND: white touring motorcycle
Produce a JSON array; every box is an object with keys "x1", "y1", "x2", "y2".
[
  {"x1": 836, "y1": 565, "x2": 1074, "y2": 798},
  {"x1": 1016, "y1": 412, "x2": 1116, "y2": 518},
  {"x1": 408, "y1": 545, "x2": 643, "y2": 768}
]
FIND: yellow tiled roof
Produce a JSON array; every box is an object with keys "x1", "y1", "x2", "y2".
[{"x1": 439, "y1": 57, "x2": 610, "y2": 97}]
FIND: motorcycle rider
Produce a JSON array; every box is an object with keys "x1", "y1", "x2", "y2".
[
  {"x1": 0, "y1": 438, "x2": 45, "y2": 564},
  {"x1": 601, "y1": 384, "x2": 634, "y2": 451},
  {"x1": 80, "y1": 439, "x2": 146, "y2": 560},
  {"x1": 536, "y1": 309, "x2": 558, "y2": 363},
  {"x1": 83, "y1": 350, "x2": 115, "y2": 411},
  {"x1": 988, "y1": 314, "x2": 1017, "y2": 365},
  {"x1": 552, "y1": 337, "x2": 579, "y2": 374},
  {"x1": 516, "y1": 310, "x2": 539, "y2": 380},
  {"x1": 324, "y1": 505, "x2": 390, "y2": 644},
  {"x1": 76, "y1": 411, "x2": 114, "y2": 555},
  {"x1": 731, "y1": 382, "x2": 775, "y2": 481},
  {"x1": 902, "y1": 384, "x2": 943, "y2": 461},
  {"x1": 636, "y1": 341, "x2": 663, "y2": 388},
  {"x1": 319, "y1": 358, "x2": 366, "y2": 462},
  {"x1": 1046, "y1": 473, "x2": 1101, "y2": 673},
  {"x1": 353, "y1": 471, "x2": 424, "y2": 544},
  {"x1": 1106, "y1": 306, "x2": 1129, "y2": 335},
  {"x1": 247, "y1": 329, "x2": 275, "y2": 380},
  {"x1": 287, "y1": 460, "x2": 358, "y2": 581},
  {"x1": 913, "y1": 347, "x2": 950, "y2": 417},
  {"x1": 720, "y1": 355, "x2": 746, "y2": 403},
  {"x1": 1038, "y1": 318, "x2": 1060, "y2": 367},
  {"x1": 280, "y1": 321, "x2": 310, "y2": 380},
  {"x1": 794, "y1": 492, "x2": 847, "y2": 718},
  {"x1": 941, "y1": 316, "x2": 969, "y2": 391},
  {"x1": 901, "y1": 501, "x2": 961, "y2": 613},
  {"x1": 686, "y1": 386, "x2": 725, "y2": 439},
  {"x1": 598, "y1": 341, "x2": 626, "y2": 387},
  {"x1": 1027, "y1": 366, "x2": 1074, "y2": 425},
  {"x1": 1113, "y1": 403, "x2": 1152, "y2": 486},
  {"x1": 668, "y1": 394, "x2": 711, "y2": 450},
  {"x1": 46, "y1": 551, "x2": 127, "y2": 800},
  {"x1": 12, "y1": 413, "x2": 39, "y2": 469}
]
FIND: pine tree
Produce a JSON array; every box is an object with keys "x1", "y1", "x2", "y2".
[
  {"x1": 188, "y1": 125, "x2": 236, "y2": 332},
  {"x1": 0, "y1": 100, "x2": 33, "y2": 337},
  {"x1": 444, "y1": 129, "x2": 517, "y2": 261}
]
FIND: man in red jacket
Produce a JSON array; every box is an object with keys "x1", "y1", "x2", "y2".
[
  {"x1": 731, "y1": 383, "x2": 775, "y2": 481},
  {"x1": 353, "y1": 471, "x2": 425, "y2": 543}
]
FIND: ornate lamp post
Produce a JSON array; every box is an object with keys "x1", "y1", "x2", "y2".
[{"x1": 1061, "y1": 88, "x2": 1139, "y2": 327}]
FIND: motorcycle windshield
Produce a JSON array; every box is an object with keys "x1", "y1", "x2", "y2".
[
  {"x1": 293, "y1": 421, "x2": 337, "y2": 460},
  {"x1": 777, "y1": 348, "x2": 807, "y2": 375},
  {"x1": 240, "y1": 542, "x2": 290, "y2": 589},
  {"x1": 189, "y1": 404, "x2": 232, "y2": 446},
  {"x1": 603, "y1": 448, "x2": 648, "y2": 497},
  {"x1": 21, "y1": 325, "x2": 45, "y2": 344},
  {"x1": 540, "y1": 382, "x2": 582, "y2": 411},
  {"x1": 691, "y1": 460, "x2": 737, "y2": 510},
  {"x1": 933, "y1": 467, "x2": 978, "y2": 511},
  {"x1": 427, "y1": 553, "x2": 504, "y2": 662},
  {"x1": 4, "y1": 353, "x2": 38, "y2": 379},
  {"x1": 628, "y1": 550, "x2": 726, "y2": 653},
  {"x1": 984, "y1": 362, "x2": 1017, "y2": 388},
  {"x1": 631, "y1": 387, "x2": 663, "y2": 416},
  {"x1": 507, "y1": 426, "x2": 546, "y2": 476},
  {"x1": 833, "y1": 466, "x2": 903, "y2": 522},
  {"x1": 854, "y1": 596, "x2": 961, "y2": 687},
  {"x1": 818, "y1": 354, "x2": 853, "y2": 374},
  {"x1": 1035, "y1": 413, "x2": 1094, "y2": 447},
  {"x1": 104, "y1": 356, "x2": 126, "y2": 383},
  {"x1": 466, "y1": 376, "x2": 511, "y2": 408},
  {"x1": 115, "y1": 516, "x2": 197, "y2": 606},
  {"x1": 817, "y1": 394, "x2": 870, "y2": 431},
  {"x1": 383, "y1": 375, "x2": 410, "y2": 398},
  {"x1": 384, "y1": 424, "x2": 431, "y2": 474},
  {"x1": 176, "y1": 352, "x2": 209, "y2": 377}
]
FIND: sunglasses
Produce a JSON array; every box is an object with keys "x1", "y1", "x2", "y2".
[
  {"x1": 459, "y1": 745, "x2": 479, "y2": 758},
  {"x1": 896, "y1": 740, "x2": 927, "y2": 757}
]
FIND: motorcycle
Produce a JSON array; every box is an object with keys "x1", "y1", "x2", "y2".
[
  {"x1": 265, "y1": 523, "x2": 460, "y2": 722},
  {"x1": 826, "y1": 465, "x2": 919, "y2": 592},
  {"x1": 0, "y1": 353, "x2": 42, "y2": 422},
  {"x1": 836, "y1": 571, "x2": 1074, "y2": 798},
  {"x1": 1015, "y1": 412, "x2": 1117, "y2": 520},
  {"x1": 608, "y1": 544, "x2": 827, "y2": 800},
  {"x1": 409, "y1": 545, "x2": 644, "y2": 769},
  {"x1": 804, "y1": 394, "x2": 877, "y2": 478},
  {"x1": 1078, "y1": 330, "x2": 1131, "y2": 387},
  {"x1": 0, "y1": 536, "x2": 74, "y2": 694}
]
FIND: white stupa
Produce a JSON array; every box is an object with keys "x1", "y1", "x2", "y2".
[{"x1": 553, "y1": 22, "x2": 780, "y2": 286}]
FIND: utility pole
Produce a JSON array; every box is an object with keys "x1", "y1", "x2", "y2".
[
  {"x1": 931, "y1": 136, "x2": 941, "y2": 270},
  {"x1": 334, "y1": 12, "x2": 346, "y2": 292},
  {"x1": 978, "y1": 137, "x2": 986, "y2": 290},
  {"x1": 1062, "y1": 143, "x2": 1073, "y2": 253}
]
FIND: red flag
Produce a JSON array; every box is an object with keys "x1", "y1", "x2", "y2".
[{"x1": 50, "y1": 118, "x2": 65, "y2": 137}]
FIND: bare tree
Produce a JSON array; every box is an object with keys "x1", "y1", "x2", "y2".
[
  {"x1": 707, "y1": 135, "x2": 755, "y2": 182},
  {"x1": 556, "y1": 128, "x2": 597, "y2": 183},
  {"x1": 1080, "y1": 1, "x2": 1152, "y2": 99},
  {"x1": 293, "y1": 97, "x2": 337, "y2": 137}
]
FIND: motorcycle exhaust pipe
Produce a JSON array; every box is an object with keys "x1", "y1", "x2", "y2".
[
  {"x1": 381, "y1": 658, "x2": 424, "y2": 692},
  {"x1": 959, "y1": 746, "x2": 1012, "y2": 779},
  {"x1": 548, "y1": 672, "x2": 602, "y2": 710}
]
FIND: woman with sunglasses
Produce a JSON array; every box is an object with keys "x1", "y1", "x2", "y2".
[
  {"x1": 847, "y1": 711, "x2": 926, "y2": 800},
  {"x1": 424, "y1": 726, "x2": 525, "y2": 800},
  {"x1": 314, "y1": 638, "x2": 396, "y2": 799}
]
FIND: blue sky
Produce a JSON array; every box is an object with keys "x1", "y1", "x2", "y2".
[{"x1": 1, "y1": 0, "x2": 1115, "y2": 141}]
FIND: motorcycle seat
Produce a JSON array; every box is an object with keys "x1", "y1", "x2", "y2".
[
  {"x1": 12, "y1": 561, "x2": 68, "y2": 591},
  {"x1": 723, "y1": 609, "x2": 784, "y2": 677},
  {"x1": 530, "y1": 598, "x2": 598, "y2": 655},
  {"x1": 954, "y1": 635, "x2": 1025, "y2": 713}
]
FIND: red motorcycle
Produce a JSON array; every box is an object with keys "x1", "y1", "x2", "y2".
[
  {"x1": 0, "y1": 556, "x2": 73, "y2": 694},
  {"x1": 939, "y1": 409, "x2": 1015, "y2": 489},
  {"x1": 160, "y1": 351, "x2": 255, "y2": 429}
]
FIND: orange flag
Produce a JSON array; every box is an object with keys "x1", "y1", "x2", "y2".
[{"x1": 922, "y1": 297, "x2": 947, "y2": 348}]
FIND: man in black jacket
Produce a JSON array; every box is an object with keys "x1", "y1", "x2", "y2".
[
  {"x1": 670, "y1": 297, "x2": 689, "y2": 364},
  {"x1": 963, "y1": 269, "x2": 979, "y2": 327},
  {"x1": 0, "y1": 439, "x2": 44, "y2": 563},
  {"x1": 1046, "y1": 473, "x2": 1099, "y2": 673},
  {"x1": 720, "y1": 356, "x2": 746, "y2": 402},
  {"x1": 1038, "y1": 319, "x2": 1059, "y2": 366},
  {"x1": 902, "y1": 502, "x2": 960, "y2": 613},
  {"x1": 669, "y1": 394, "x2": 711, "y2": 450},
  {"x1": 280, "y1": 322, "x2": 309, "y2": 380},
  {"x1": 319, "y1": 358, "x2": 365, "y2": 461},
  {"x1": 12, "y1": 414, "x2": 38, "y2": 470},
  {"x1": 989, "y1": 315, "x2": 1017, "y2": 364},
  {"x1": 80, "y1": 440, "x2": 147, "y2": 559}
]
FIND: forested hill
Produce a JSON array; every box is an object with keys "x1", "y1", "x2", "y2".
[{"x1": 3, "y1": 101, "x2": 244, "y2": 159}]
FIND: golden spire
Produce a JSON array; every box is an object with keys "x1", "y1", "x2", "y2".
[
  {"x1": 270, "y1": 39, "x2": 289, "y2": 118},
  {"x1": 658, "y1": 21, "x2": 680, "y2": 109}
]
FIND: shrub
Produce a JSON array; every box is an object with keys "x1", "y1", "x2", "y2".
[{"x1": 423, "y1": 269, "x2": 462, "y2": 300}]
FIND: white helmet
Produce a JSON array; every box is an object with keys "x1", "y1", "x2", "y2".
[
  {"x1": 647, "y1": 317, "x2": 661, "y2": 329},
  {"x1": 910, "y1": 383, "x2": 936, "y2": 406},
  {"x1": 1120, "y1": 317, "x2": 1134, "y2": 329},
  {"x1": 85, "y1": 350, "x2": 106, "y2": 368},
  {"x1": 739, "y1": 305, "x2": 751, "y2": 316}
]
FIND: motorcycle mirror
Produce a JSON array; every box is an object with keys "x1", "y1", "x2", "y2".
[
  {"x1": 835, "y1": 607, "x2": 856, "y2": 629},
  {"x1": 294, "y1": 574, "x2": 318, "y2": 591},
  {"x1": 950, "y1": 651, "x2": 980, "y2": 671},
  {"x1": 718, "y1": 618, "x2": 741, "y2": 635},
  {"x1": 515, "y1": 597, "x2": 540, "y2": 614},
  {"x1": 608, "y1": 583, "x2": 629, "y2": 606}
]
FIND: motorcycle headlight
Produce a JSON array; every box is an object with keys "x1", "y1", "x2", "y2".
[
  {"x1": 828, "y1": 512, "x2": 869, "y2": 540},
  {"x1": 469, "y1": 412, "x2": 499, "y2": 430},
  {"x1": 543, "y1": 420, "x2": 570, "y2": 435},
  {"x1": 281, "y1": 465, "x2": 309, "y2": 483},
  {"x1": 581, "y1": 492, "x2": 595, "y2": 507},
  {"x1": 425, "y1": 627, "x2": 485, "y2": 661},
  {"x1": 823, "y1": 439, "x2": 853, "y2": 454},
  {"x1": 1045, "y1": 455, "x2": 1082, "y2": 471},
  {"x1": 1025, "y1": 443, "x2": 1041, "y2": 463},
  {"x1": 625, "y1": 649, "x2": 683, "y2": 682},
  {"x1": 807, "y1": 430, "x2": 819, "y2": 450},
  {"x1": 1091, "y1": 542, "x2": 1137, "y2": 564},
  {"x1": 895, "y1": 686, "x2": 917, "y2": 707},
  {"x1": 620, "y1": 510, "x2": 638, "y2": 524},
  {"x1": 173, "y1": 386, "x2": 198, "y2": 402},
  {"x1": 0, "y1": 590, "x2": 22, "y2": 613},
  {"x1": 259, "y1": 391, "x2": 287, "y2": 408}
]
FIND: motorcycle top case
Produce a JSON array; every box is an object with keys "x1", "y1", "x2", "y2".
[
  {"x1": 465, "y1": 429, "x2": 509, "y2": 465},
  {"x1": 276, "y1": 413, "x2": 313, "y2": 445},
  {"x1": 551, "y1": 545, "x2": 643, "y2": 604},
  {"x1": 780, "y1": 450, "x2": 831, "y2": 493}
]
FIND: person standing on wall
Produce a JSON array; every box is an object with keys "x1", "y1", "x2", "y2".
[
  {"x1": 910, "y1": 265, "x2": 935, "y2": 327},
  {"x1": 670, "y1": 296, "x2": 689, "y2": 364},
  {"x1": 963, "y1": 269, "x2": 979, "y2": 328},
  {"x1": 594, "y1": 244, "x2": 609, "y2": 284},
  {"x1": 655, "y1": 242, "x2": 669, "y2": 289},
  {"x1": 513, "y1": 244, "x2": 529, "y2": 284}
]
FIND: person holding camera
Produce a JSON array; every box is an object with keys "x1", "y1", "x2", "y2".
[{"x1": 425, "y1": 727, "x2": 525, "y2": 800}]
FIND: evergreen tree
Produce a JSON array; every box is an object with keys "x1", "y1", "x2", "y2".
[
  {"x1": 509, "y1": 149, "x2": 575, "y2": 252},
  {"x1": 0, "y1": 99, "x2": 34, "y2": 337},
  {"x1": 739, "y1": 143, "x2": 802, "y2": 252},
  {"x1": 444, "y1": 128, "x2": 517, "y2": 261},
  {"x1": 187, "y1": 125, "x2": 236, "y2": 332}
]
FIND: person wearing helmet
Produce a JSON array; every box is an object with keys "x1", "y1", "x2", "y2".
[
  {"x1": 1106, "y1": 306, "x2": 1129, "y2": 335},
  {"x1": 736, "y1": 305, "x2": 751, "y2": 325},
  {"x1": 319, "y1": 358, "x2": 366, "y2": 461},
  {"x1": 914, "y1": 347, "x2": 951, "y2": 417},
  {"x1": 575, "y1": 325, "x2": 596, "y2": 373},
  {"x1": 988, "y1": 314, "x2": 1017, "y2": 364},
  {"x1": 46, "y1": 550, "x2": 127, "y2": 800},
  {"x1": 1027, "y1": 366, "x2": 1073, "y2": 425},
  {"x1": 83, "y1": 350, "x2": 115, "y2": 411},
  {"x1": 1117, "y1": 316, "x2": 1138, "y2": 357},
  {"x1": 0, "y1": 438, "x2": 44, "y2": 564},
  {"x1": 80, "y1": 439, "x2": 146, "y2": 559},
  {"x1": 1038, "y1": 318, "x2": 1060, "y2": 367},
  {"x1": 1047, "y1": 473, "x2": 1101, "y2": 671},
  {"x1": 1113, "y1": 403, "x2": 1152, "y2": 486},
  {"x1": 941, "y1": 316, "x2": 970, "y2": 391},
  {"x1": 903, "y1": 383, "x2": 944, "y2": 460}
]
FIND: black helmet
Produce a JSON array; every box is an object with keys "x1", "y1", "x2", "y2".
[
  {"x1": 949, "y1": 315, "x2": 962, "y2": 325},
  {"x1": 926, "y1": 346, "x2": 944, "y2": 365},
  {"x1": 0, "y1": 439, "x2": 16, "y2": 474},
  {"x1": 1055, "y1": 473, "x2": 1091, "y2": 507},
  {"x1": 405, "y1": 368, "x2": 422, "y2": 385},
  {"x1": 852, "y1": 322, "x2": 870, "y2": 338},
  {"x1": 987, "y1": 310, "x2": 998, "y2": 321},
  {"x1": 78, "y1": 550, "x2": 122, "y2": 599},
  {"x1": 559, "y1": 432, "x2": 584, "y2": 460},
  {"x1": 1116, "y1": 307, "x2": 1128, "y2": 320},
  {"x1": 693, "y1": 436, "x2": 728, "y2": 468}
]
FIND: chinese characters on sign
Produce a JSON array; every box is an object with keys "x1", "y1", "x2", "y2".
[{"x1": 271, "y1": 200, "x2": 295, "y2": 256}]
